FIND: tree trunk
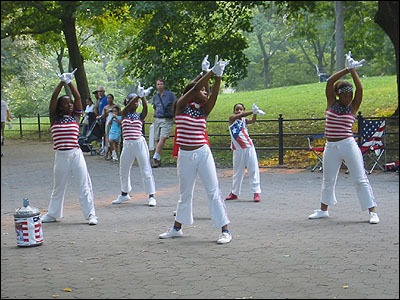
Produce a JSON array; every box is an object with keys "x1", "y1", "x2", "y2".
[
  {"x1": 375, "y1": 1, "x2": 399, "y2": 116},
  {"x1": 61, "y1": 16, "x2": 90, "y2": 108},
  {"x1": 335, "y1": 1, "x2": 345, "y2": 71},
  {"x1": 257, "y1": 34, "x2": 270, "y2": 89},
  {"x1": 56, "y1": 47, "x2": 71, "y2": 96}
]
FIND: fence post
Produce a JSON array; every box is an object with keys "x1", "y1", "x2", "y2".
[
  {"x1": 278, "y1": 114, "x2": 284, "y2": 165},
  {"x1": 38, "y1": 114, "x2": 41, "y2": 139},
  {"x1": 357, "y1": 111, "x2": 363, "y2": 146},
  {"x1": 19, "y1": 115, "x2": 23, "y2": 138}
]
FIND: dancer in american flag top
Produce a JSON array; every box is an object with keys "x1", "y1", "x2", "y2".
[
  {"x1": 225, "y1": 103, "x2": 265, "y2": 202},
  {"x1": 308, "y1": 51, "x2": 379, "y2": 224},
  {"x1": 159, "y1": 55, "x2": 233, "y2": 244},
  {"x1": 112, "y1": 83, "x2": 157, "y2": 207},
  {"x1": 41, "y1": 69, "x2": 98, "y2": 226}
]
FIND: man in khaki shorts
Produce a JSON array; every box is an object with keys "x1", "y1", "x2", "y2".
[{"x1": 151, "y1": 79, "x2": 176, "y2": 167}]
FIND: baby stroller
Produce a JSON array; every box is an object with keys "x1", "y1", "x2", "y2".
[{"x1": 79, "y1": 112, "x2": 102, "y2": 155}]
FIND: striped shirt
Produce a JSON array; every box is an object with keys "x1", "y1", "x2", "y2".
[
  {"x1": 175, "y1": 105, "x2": 207, "y2": 147},
  {"x1": 229, "y1": 117, "x2": 253, "y2": 150},
  {"x1": 325, "y1": 101, "x2": 355, "y2": 139},
  {"x1": 122, "y1": 112, "x2": 144, "y2": 141},
  {"x1": 51, "y1": 115, "x2": 80, "y2": 150}
]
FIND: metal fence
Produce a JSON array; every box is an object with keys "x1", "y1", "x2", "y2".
[{"x1": 7, "y1": 112, "x2": 399, "y2": 165}]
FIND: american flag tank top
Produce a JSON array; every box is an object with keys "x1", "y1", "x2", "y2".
[
  {"x1": 229, "y1": 117, "x2": 253, "y2": 150},
  {"x1": 122, "y1": 112, "x2": 144, "y2": 141},
  {"x1": 325, "y1": 101, "x2": 355, "y2": 139},
  {"x1": 51, "y1": 115, "x2": 80, "y2": 150},
  {"x1": 175, "y1": 105, "x2": 207, "y2": 147}
]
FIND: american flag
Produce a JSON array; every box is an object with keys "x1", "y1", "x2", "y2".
[{"x1": 360, "y1": 119, "x2": 385, "y2": 155}]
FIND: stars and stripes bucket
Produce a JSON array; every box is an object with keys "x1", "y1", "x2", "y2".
[{"x1": 14, "y1": 198, "x2": 43, "y2": 247}]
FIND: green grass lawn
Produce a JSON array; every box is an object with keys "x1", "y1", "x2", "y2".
[{"x1": 4, "y1": 75, "x2": 398, "y2": 168}]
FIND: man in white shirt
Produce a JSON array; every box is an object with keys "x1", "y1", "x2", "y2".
[{"x1": 1, "y1": 99, "x2": 11, "y2": 146}]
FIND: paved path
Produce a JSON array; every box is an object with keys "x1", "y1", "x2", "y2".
[{"x1": 1, "y1": 139, "x2": 399, "y2": 299}]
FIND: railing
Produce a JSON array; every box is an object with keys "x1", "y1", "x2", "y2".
[{"x1": 6, "y1": 113, "x2": 399, "y2": 165}]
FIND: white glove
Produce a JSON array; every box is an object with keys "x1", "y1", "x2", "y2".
[
  {"x1": 252, "y1": 103, "x2": 265, "y2": 116},
  {"x1": 211, "y1": 57, "x2": 230, "y2": 77},
  {"x1": 57, "y1": 68, "x2": 77, "y2": 84},
  {"x1": 7, "y1": 122, "x2": 12, "y2": 129},
  {"x1": 345, "y1": 51, "x2": 365, "y2": 69},
  {"x1": 202, "y1": 55, "x2": 211, "y2": 72},
  {"x1": 144, "y1": 86, "x2": 153, "y2": 97},
  {"x1": 137, "y1": 82, "x2": 145, "y2": 98}
]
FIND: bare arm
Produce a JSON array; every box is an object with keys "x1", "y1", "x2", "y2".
[
  {"x1": 202, "y1": 76, "x2": 221, "y2": 116},
  {"x1": 69, "y1": 82, "x2": 82, "y2": 123},
  {"x1": 141, "y1": 97, "x2": 148, "y2": 119},
  {"x1": 349, "y1": 68, "x2": 363, "y2": 114},
  {"x1": 325, "y1": 68, "x2": 349, "y2": 109},
  {"x1": 228, "y1": 111, "x2": 254, "y2": 125},
  {"x1": 175, "y1": 71, "x2": 215, "y2": 115},
  {"x1": 121, "y1": 96, "x2": 140, "y2": 116},
  {"x1": 49, "y1": 81, "x2": 64, "y2": 124}
]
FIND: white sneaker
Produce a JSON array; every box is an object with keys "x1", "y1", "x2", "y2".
[
  {"x1": 88, "y1": 214, "x2": 98, "y2": 225},
  {"x1": 369, "y1": 212, "x2": 380, "y2": 224},
  {"x1": 159, "y1": 228, "x2": 183, "y2": 239},
  {"x1": 41, "y1": 214, "x2": 56, "y2": 223},
  {"x1": 148, "y1": 196, "x2": 157, "y2": 207},
  {"x1": 308, "y1": 209, "x2": 329, "y2": 219},
  {"x1": 112, "y1": 194, "x2": 131, "y2": 204},
  {"x1": 217, "y1": 232, "x2": 232, "y2": 244}
]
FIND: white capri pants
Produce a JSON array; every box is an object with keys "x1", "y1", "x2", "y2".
[
  {"x1": 175, "y1": 144, "x2": 230, "y2": 228},
  {"x1": 321, "y1": 137, "x2": 377, "y2": 211},
  {"x1": 48, "y1": 147, "x2": 95, "y2": 219},
  {"x1": 232, "y1": 146, "x2": 261, "y2": 195},
  {"x1": 120, "y1": 137, "x2": 155, "y2": 195}
]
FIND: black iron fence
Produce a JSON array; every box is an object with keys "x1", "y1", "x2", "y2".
[{"x1": 6, "y1": 112, "x2": 399, "y2": 165}]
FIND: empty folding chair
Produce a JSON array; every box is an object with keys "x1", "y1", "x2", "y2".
[{"x1": 360, "y1": 119, "x2": 386, "y2": 174}]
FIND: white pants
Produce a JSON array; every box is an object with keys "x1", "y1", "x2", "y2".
[
  {"x1": 176, "y1": 144, "x2": 230, "y2": 228},
  {"x1": 321, "y1": 137, "x2": 377, "y2": 211},
  {"x1": 120, "y1": 137, "x2": 155, "y2": 195},
  {"x1": 232, "y1": 146, "x2": 261, "y2": 195},
  {"x1": 48, "y1": 148, "x2": 95, "y2": 219}
]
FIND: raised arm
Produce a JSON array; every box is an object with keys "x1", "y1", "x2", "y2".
[
  {"x1": 201, "y1": 58, "x2": 229, "y2": 116},
  {"x1": 122, "y1": 95, "x2": 140, "y2": 117},
  {"x1": 325, "y1": 68, "x2": 348, "y2": 109},
  {"x1": 348, "y1": 68, "x2": 363, "y2": 114},
  {"x1": 229, "y1": 110, "x2": 254, "y2": 125},
  {"x1": 49, "y1": 81, "x2": 64, "y2": 124},
  {"x1": 175, "y1": 70, "x2": 215, "y2": 115}
]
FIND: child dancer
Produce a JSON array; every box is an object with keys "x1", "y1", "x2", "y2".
[
  {"x1": 108, "y1": 105, "x2": 122, "y2": 162},
  {"x1": 308, "y1": 51, "x2": 379, "y2": 224},
  {"x1": 225, "y1": 103, "x2": 265, "y2": 202},
  {"x1": 42, "y1": 69, "x2": 98, "y2": 225},
  {"x1": 112, "y1": 83, "x2": 157, "y2": 207},
  {"x1": 159, "y1": 55, "x2": 232, "y2": 244}
]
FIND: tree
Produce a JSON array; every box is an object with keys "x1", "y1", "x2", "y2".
[
  {"x1": 118, "y1": 1, "x2": 257, "y2": 94},
  {"x1": 1, "y1": 1, "x2": 91, "y2": 105},
  {"x1": 375, "y1": 1, "x2": 399, "y2": 116},
  {"x1": 253, "y1": 2, "x2": 293, "y2": 89},
  {"x1": 334, "y1": 1, "x2": 344, "y2": 71}
]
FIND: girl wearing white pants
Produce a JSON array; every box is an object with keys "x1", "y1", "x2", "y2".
[
  {"x1": 159, "y1": 55, "x2": 232, "y2": 244},
  {"x1": 112, "y1": 86, "x2": 157, "y2": 207},
  {"x1": 308, "y1": 52, "x2": 379, "y2": 224},
  {"x1": 226, "y1": 103, "x2": 263, "y2": 202},
  {"x1": 42, "y1": 71, "x2": 97, "y2": 225}
]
